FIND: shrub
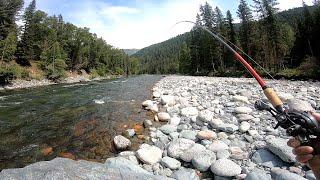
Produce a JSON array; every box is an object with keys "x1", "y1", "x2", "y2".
[
  {"x1": 0, "y1": 67, "x2": 14, "y2": 85},
  {"x1": 45, "y1": 59, "x2": 67, "y2": 81}
]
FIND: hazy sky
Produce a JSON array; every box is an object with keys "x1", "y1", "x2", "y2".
[{"x1": 23, "y1": 0, "x2": 314, "y2": 49}]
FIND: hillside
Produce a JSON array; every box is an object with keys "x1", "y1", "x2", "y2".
[
  {"x1": 123, "y1": 49, "x2": 139, "y2": 56},
  {"x1": 133, "y1": 5, "x2": 318, "y2": 76}
]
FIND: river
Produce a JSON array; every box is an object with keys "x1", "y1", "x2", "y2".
[{"x1": 0, "y1": 75, "x2": 162, "y2": 170}]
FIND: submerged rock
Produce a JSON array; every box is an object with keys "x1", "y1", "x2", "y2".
[{"x1": 114, "y1": 135, "x2": 131, "y2": 150}]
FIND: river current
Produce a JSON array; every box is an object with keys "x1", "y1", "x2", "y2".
[{"x1": 0, "y1": 75, "x2": 162, "y2": 170}]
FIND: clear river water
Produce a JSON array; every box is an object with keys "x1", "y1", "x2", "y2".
[{"x1": 0, "y1": 75, "x2": 162, "y2": 170}]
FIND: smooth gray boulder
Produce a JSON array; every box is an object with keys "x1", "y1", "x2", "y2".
[
  {"x1": 192, "y1": 150, "x2": 216, "y2": 171},
  {"x1": 161, "y1": 157, "x2": 181, "y2": 170},
  {"x1": 0, "y1": 158, "x2": 172, "y2": 180},
  {"x1": 271, "y1": 168, "x2": 307, "y2": 180},
  {"x1": 287, "y1": 99, "x2": 314, "y2": 112}
]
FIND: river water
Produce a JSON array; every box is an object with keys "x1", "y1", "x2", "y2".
[{"x1": 0, "y1": 75, "x2": 162, "y2": 170}]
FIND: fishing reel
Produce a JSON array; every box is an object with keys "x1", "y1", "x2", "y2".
[{"x1": 255, "y1": 100, "x2": 320, "y2": 154}]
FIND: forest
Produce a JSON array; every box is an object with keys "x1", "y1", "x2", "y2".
[
  {"x1": 134, "y1": 0, "x2": 320, "y2": 79},
  {"x1": 0, "y1": 0, "x2": 137, "y2": 84}
]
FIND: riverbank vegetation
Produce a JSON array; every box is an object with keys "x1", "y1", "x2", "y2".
[
  {"x1": 133, "y1": 0, "x2": 320, "y2": 79},
  {"x1": 0, "y1": 0, "x2": 138, "y2": 85}
]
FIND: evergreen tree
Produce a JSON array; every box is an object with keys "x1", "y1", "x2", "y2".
[
  {"x1": 0, "y1": 0, "x2": 23, "y2": 40},
  {"x1": 237, "y1": 0, "x2": 254, "y2": 55},
  {"x1": 225, "y1": 10, "x2": 237, "y2": 68},
  {"x1": 18, "y1": 0, "x2": 37, "y2": 64},
  {"x1": 1, "y1": 32, "x2": 17, "y2": 62},
  {"x1": 178, "y1": 42, "x2": 191, "y2": 74}
]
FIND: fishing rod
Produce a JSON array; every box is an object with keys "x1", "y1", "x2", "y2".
[{"x1": 175, "y1": 21, "x2": 320, "y2": 153}]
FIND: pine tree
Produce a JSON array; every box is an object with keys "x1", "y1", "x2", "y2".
[
  {"x1": 0, "y1": 0, "x2": 23, "y2": 40},
  {"x1": 178, "y1": 42, "x2": 191, "y2": 74},
  {"x1": 237, "y1": 0, "x2": 254, "y2": 55},
  {"x1": 1, "y1": 32, "x2": 17, "y2": 62},
  {"x1": 18, "y1": 0, "x2": 36, "y2": 64},
  {"x1": 225, "y1": 10, "x2": 237, "y2": 68}
]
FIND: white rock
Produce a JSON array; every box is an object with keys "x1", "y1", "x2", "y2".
[
  {"x1": 142, "y1": 100, "x2": 153, "y2": 107},
  {"x1": 167, "y1": 138, "x2": 195, "y2": 159},
  {"x1": 157, "y1": 112, "x2": 170, "y2": 121},
  {"x1": 235, "y1": 107, "x2": 253, "y2": 114},
  {"x1": 136, "y1": 145, "x2": 162, "y2": 165},
  {"x1": 197, "y1": 110, "x2": 214, "y2": 122},
  {"x1": 210, "y1": 118, "x2": 223, "y2": 128},
  {"x1": 233, "y1": 95, "x2": 250, "y2": 104},
  {"x1": 161, "y1": 156, "x2": 181, "y2": 170},
  {"x1": 192, "y1": 150, "x2": 216, "y2": 172},
  {"x1": 207, "y1": 140, "x2": 229, "y2": 152},
  {"x1": 169, "y1": 116, "x2": 181, "y2": 126},
  {"x1": 161, "y1": 95, "x2": 175, "y2": 106},
  {"x1": 153, "y1": 91, "x2": 161, "y2": 98},
  {"x1": 267, "y1": 138, "x2": 295, "y2": 163},
  {"x1": 239, "y1": 122, "x2": 250, "y2": 133},
  {"x1": 159, "y1": 124, "x2": 177, "y2": 135},
  {"x1": 210, "y1": 159, "x2": 241, "y2": 177},
  {"x1": 278, "y1": 92, "x2": 294, "y2": 102},
  {"x1": 180, "y1": 107, "x2": 199, "y2": 117},
  {"x1": 236, "y1": 114, "x2": 254, "y2": 121},
  {"x1": 248, "y1": 130, "x2": 259, "y2": 137},
  {"x1": 113, "y1": 135, "x2": 131, "y2": 150},
  {"x1": 180, "y1": 143, "x2": 206, "y2": 162}
]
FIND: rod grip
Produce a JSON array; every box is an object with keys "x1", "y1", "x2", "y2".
[{"x1": 263, "y1": 88, "x2": 283, "y2": 109}]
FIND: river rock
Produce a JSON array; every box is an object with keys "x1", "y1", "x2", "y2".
[
  {"x1": 105, "y1": 157, "x2": 149, "y2": 174},
  {"x1": 179, "y1": 130, "x2": 197, "y2": 141},
  {"x1": 211, "y1": 159, "x2": 241, "y2": 177},
  {"x1": 158, "y1": 112, "x2": 171, "y2": 122},
  {"x1": 245, "y1": 169, "x2": 272, "y2": 180},
  {"x1": 197, "y1": 130, "x2": 217, "y2": 140},
  {"x1": 216, "y1": 149, "x2": 230, "y2": 159},
  {"x1": 153, "y1": 91, "x2": 161, "y2": 98},
  {"x1": 210, "y1": 118, "x2": 224, "y2": 128},
  {"x1": 239, "y1": 122, "x2": 250, "y2": 132},
  {"x1": 271, "y1": 168, "x2": 307, "y2": 180},
  {"x1": 233, "y1": 95, "x2": 250, "y2": 104},
  {"x1": 161, "y1": 95, "x2": 175, "y2": 106},
  {"x1": 237, "y1": 114, "x2": 254, "y2": 121},
  {"x1": 169, "y1": 116, "x2": 181, "y2": 126},
  {"x1": 278, "y1": 92, "x2": 294, "y2": 102},
  {"x1": 159, "y1": 125, "x2": 177, "y2": 135},
  {"x1": 136, "y1": 145, "x2": 163, "y2": 165},
  {"x1": 251, "y1": 149, "x2": 287, "y2": 168},
  {"x1": 235, "y1": 107, "x2": 253, "y2": 114},
  {"x1": 267, "y1": 138, "x2": 295, "y2": 163},
  {"x1": 125, "y1": 129, "x2": 135, "y2": 137},
  {"x1": 0, "y1": 158, "x2": 170, "y2": 180},
  {"x1": 143, "y1": 119, "x2": 153, "y2": 128},
  {"x1": 167, "y1": 138, "x2": 195, "y2": 159},
  {"x1": 197, "y1": 110, "x2": 214, "y2": 122},
  {"x1": 181, "y1": 107, "x2": 198, "y2": 116},
  {"x1": 207, "y1": 140, "x2": 229, "y2": 152},
  {"x1": 142, "y1": 100, "x2": 153, "y2": 108},
  {"x1": 171, "y1": 168, "x2": 200, "y2": 180},
  {"x1": 218, "y1": 124, "x2": 239, "y2": 133},
  {"x1": 180, "y1": 143, "x2": 206, "y2": 162},
  {"x1": 192, "y1": 150, "x2": 216, "y2": 171},
  {"x1": 114, "y1": 135, "x2": 131, "y2": 150},
  {"x1": 287, "y1": 99, "x2": 315, "y2": 112},
  {"x1": 161, "y1": 156, "x2": 181, "y2": 170}
]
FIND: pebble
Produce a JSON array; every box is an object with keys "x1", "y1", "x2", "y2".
[
  {"x1": 197, "y1": 130, "x2": 217, "y2": 140},
  {"x1": 161, "y1": 95, "x2": 176, "y2": 106},
  {"x1": 113, "y1": 135, "x2": 131, "y2": 150},
  {"x1": 233, "y1": 95, "x2": 250, "y2": 104},
  {"x1": 171, "y1": 168, "x2": 200, "y2": 180},
  {"x1": 237, "y1": 114, "x2": 254, "y2": 121},
  {"x1": 136, "y1": 145, "x2": 162, "y2": 165},
  {"x1": 192, "y1": 150, "x2": 216, "y2": 171},
  {"x1": 216, "y1": 149, "x2": 230, "y2": 159},
  {"x1": 287, "y1": 99, "x2": 315, "y2": 112},
  {"x1": 271, "y1": 168, "x2": 307, "y2": 180},
  {"x1": 239, "y1": 122, "x2": 250, "y2": 132},
  {"x1": 159, "y1": 124, "x2": 177, "y2": 135},
  {"x1": 210, "y1": 118, "x2": 224, "y2": 128},
  {"x1": 143, "y1": 119, "x2": 153, "y2": 128},
  {"x1": 180, "y1": 143, "x2": 206, "y2": 162},
  {"x1": 167, "y1": 138, "x2": 195, "y2": 159},
  {"x1": 207, "y1": 140, "x2": 229, "y2": 152},
  {"x1": 158, "y1": 112, "x2": 171, "y2": 121},
  {"x1": 251, "y1": 149, "x2": 287, "y2": 168},
  {"x1": 161, "y1": 156, "x2": 181, "y2": 170},
  {"x1": 169, "y1": 116, "x2": 181, "y2": 126},
  {"x1": 245, "y1": 169, "x2": 272, "y2": 180},
  {"x1": 218, "y1": 124, "x2": 239, "y2": 133},
  {"x1": 179, "y1": 130, "x2": 197, "y2": 141},
  {"x1": 180, "y1": 107, "x2": 199, "y2": 116},
  {"x1": 235, "y1": 107, "x2": 253, "y2": 114},
  {"x1": 210, "y1": 159, "x2": 242, "y2": 177},
  {"x1": 197, "y1": 110, "x2": 214, "y2": 122},
  {"x1": 124, "y1": 129, "x2": 135, "y2": 137}
]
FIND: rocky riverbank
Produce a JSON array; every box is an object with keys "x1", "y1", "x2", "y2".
[
  {"x1": 0, "y1": 75, "x2": 120, "y2": 91},
  {"x1": 1, "y1": 75, "x2": 319, "y2": 179}
]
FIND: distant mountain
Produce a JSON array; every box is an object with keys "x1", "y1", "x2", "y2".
[{"x1": 123, "y1": 49, "x2": 140, "y2": 56}]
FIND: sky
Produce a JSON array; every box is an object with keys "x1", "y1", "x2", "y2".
[{"x1": 23, "y1": 0, "x2": 314, "y2": 49}]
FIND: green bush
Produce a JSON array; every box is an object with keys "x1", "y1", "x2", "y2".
[
  {"x1": 0, "y1": 67, "x2": 14, "y2": 85},
  {"x1": 45, "y1": 59, "x2": 67, "y2": 81},
  {"x1": 298, "y1": 56, "x2": 320, "y2": 79},
  {"x1": 277, "y1": 68, "x2": 301, "y2": 79}
]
